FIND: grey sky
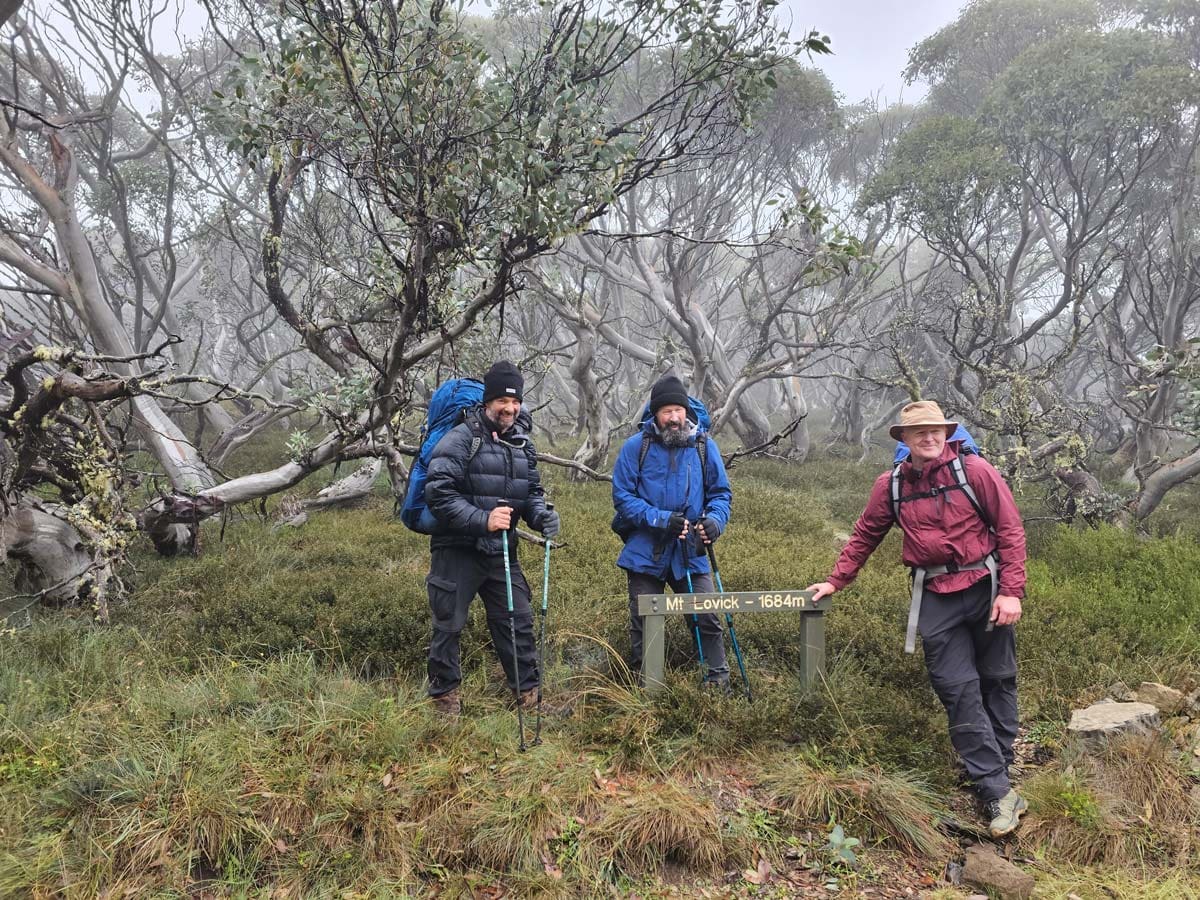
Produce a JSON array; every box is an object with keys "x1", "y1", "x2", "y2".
[
  {"x1": 781, "y1": 0, "x2": 968, "y2": 105},
  {"x1": 111, "y1": 0, "x2": 971, "y2": 110}
]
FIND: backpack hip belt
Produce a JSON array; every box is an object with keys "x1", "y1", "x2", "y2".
[{"x1": 904, "y1": 552, "x2": 999, "y2": 654}]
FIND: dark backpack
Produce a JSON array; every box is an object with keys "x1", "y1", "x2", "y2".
[
  {"x1": 399, "y1": 378, "x2": 484, "y2": 533},
  {"x1": 610, "y1": 396, "x2": 712, "y2": 541}
]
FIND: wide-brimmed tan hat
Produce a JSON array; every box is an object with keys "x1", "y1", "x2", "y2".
[{"x1": 889, "y1": 400, "x2": 958, "y2": 441}]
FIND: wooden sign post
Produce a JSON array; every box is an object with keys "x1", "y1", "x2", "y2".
[{"x1": 636, "y1": 590, "x2": 828, "y2": 692}]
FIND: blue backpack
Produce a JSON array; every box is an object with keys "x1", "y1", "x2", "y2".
[{"x1": 399, "y1": 378, "x2": 484, "y2": 533}]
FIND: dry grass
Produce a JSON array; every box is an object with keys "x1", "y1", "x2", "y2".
[
  {"x1": 1021, "y1": 733, "x2": 1199, "y2": 867},
  {"x1": 582, "y1": 778, "x2": 733, "y2": 875},
  {"x1": 1031, "y1": 866, "x2": 1200, "y2": 898},
  {"x1": 759, "y1": 755, "x2": 953, "y2": 858}
]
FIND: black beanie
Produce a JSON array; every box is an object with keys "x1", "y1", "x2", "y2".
[
  {"x1": 482, "y1": 360, "x2": 523, "y2": 403},
  {"x1": 649, "y1": 374, "x2": 689, "y2": 416}
]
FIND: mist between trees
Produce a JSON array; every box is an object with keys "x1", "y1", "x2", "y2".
[{"x1": 1, "y1": 0, "x2": 1198, "y2": 615}]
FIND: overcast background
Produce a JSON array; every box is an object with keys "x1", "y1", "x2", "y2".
[
  {"x1": 144, "y1": 0, "x2": 968, "y2": 107},
  {"x1": 782, "y1": 0, "x2": 966, "y2": 104}
]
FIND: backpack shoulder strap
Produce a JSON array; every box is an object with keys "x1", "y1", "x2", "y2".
[
  {"x1": 951, "y1": 454, "x2": 993, "y2": 532},
  {"x1": 889, "y1": 463, "x2": 904, "y2": 529},
  {"x1": 636, "y1": 431, "x2": 652, "y2": 470},
  {"x1": 696, "y1": 434, "x2": 713, "y2": 503}
]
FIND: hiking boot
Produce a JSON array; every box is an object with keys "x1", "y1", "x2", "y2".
[
  {"x1": 518, "y1": 687, "x2": 539, "y2": 709},
  {"x1": 431, "y1": 688, "x2": 462, "y2": 718},
  {"x1": 703, "y1": 678, "x2": 732, "y2": 696},
  {"x1": 984, "y1": 789, "x2": 1028, "y2": 838}
]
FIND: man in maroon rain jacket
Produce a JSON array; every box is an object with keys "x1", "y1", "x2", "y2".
[{"x1": 807, "y1": 400, "x2": 1028, "y2": 838}]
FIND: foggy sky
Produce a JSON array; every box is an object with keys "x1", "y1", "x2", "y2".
[{"x1": 782, "y1": 0, "x2": 967, "y2": 105}]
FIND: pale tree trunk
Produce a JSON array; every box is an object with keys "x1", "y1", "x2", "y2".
[
  {"x1": 273, "y1": 459, "x2": 383, "y2": 529},
  {"x1": 574, "y1": 233, "x2": 773, "y2": 447},
  {"x1": 567, "y1": 323, "x2": 611, "y2": 476},
  {"x1": 0, "y1": 130, "x2": 214, "y2": 494},
  {"x1": 859, "y1": 399, "x2": 906, "y2": 464},
  {"x1": 782, "y1": 376, "x2": 810, "y2": 461},
  {"x1": 209, "y1": 407, "x2": 296, "y2": 468},
  {"x1": 1, "y1": 503, "x2": 90, "y2": 602},
  {"x1": 829, "y1": 378, "x2": 864, "y2": 447},
  {"x1": 160, "y1": 299, "x2": 238, "y2": 439},
  {"x1": 0, "y1": 126, "x2": 213, "y2": 561},
  {"x1": 1134, "y1": 445, "x2": 1200, "y2": 522}
]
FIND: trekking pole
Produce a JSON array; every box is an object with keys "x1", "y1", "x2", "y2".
[
  {"x1": 533, "y1": 503, "x2": 553, "y2": 747},
  {"x1": 707, "y1": 543, "x2": 752, "y2": 702},
  {"x1": 684, "y1": 564, "x2": 707, "y2": 685},
  {"x1": 498, "y1": 501, "x2": 527, "y2": 751}
]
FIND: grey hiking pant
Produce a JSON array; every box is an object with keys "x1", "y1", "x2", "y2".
[
  {"x1": 626, "y1": 569, "x2": 729, "y2": 683},
  {"x1": 426, "y1": 547, "x2": 539, "y2": 697},
  {"x1": 919, "y1": 576, "x2": 1018, "y2": 803}
]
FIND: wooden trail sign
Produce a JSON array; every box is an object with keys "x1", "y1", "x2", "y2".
[{"x1": 636, "y1": 590, "x2": 828, "y2": 692}]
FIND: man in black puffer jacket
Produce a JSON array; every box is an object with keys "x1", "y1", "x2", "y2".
[{"x1": 423, "y1": 360, "x2": 561, "y2": 716}]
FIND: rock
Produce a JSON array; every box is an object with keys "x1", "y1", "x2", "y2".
[
  {"x1": 832, "y1": 531, "x2": 851, "y2": 546},
  {"x1": 1163, "y1": 716, "x2": 1193, "y2": 746},
  {"x1": 1187, "y1": 686, "x2": 1200, "y2": 714},
  {"x1": 945, "y1": 860, "x2": 964, "y2": 884},
  {"x1": 962, "y1": 844, "x2": 1035, "y2": 900},
  {"x1": 1068, "y1": 702, "x2": 1160, "y2": 745},
  {"x1": 1135, "y1": 682, "x2": 1187, "y2": 715},
  {"x1": 1106, "y1": 680, "x2": 1133, "y2": 701}
]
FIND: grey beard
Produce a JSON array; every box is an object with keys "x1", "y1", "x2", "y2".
[{"x1": 660, "y1": 426, "x2": 690, "y2": 449}]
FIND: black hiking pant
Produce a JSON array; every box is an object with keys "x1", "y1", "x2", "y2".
[
  {"x1": 919, "y1": 576, "x2": 1018, "y2": 803},
  {"x1": 426, "y1": 547, "x2": 538, "y2": 697},
  {"x1": 626, "y1": 569, "x2": 729, "y2": 683}
]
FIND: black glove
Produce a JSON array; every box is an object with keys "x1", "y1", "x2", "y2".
[
  {"x1": 664, "y1": 511, "x2": 687, "y2": 539},
  {"x1": 697, "y1": 515, "x2": 722, "y2": 545},
  {"x1": 540, "y1": 509, "x2": 561, "y2": 539}
]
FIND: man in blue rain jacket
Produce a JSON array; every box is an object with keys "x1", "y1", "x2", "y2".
[{"x1": 612, "y1": 373, "x2": 733, "y2": 685}]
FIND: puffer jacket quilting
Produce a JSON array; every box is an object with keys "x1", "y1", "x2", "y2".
[{"x1": 424, "y1": 406, "x2": 549, "y2": 555}]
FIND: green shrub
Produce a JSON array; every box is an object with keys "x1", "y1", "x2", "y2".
[{"x1": 4, "y1": 453, "x2": 1200, "y2": 895}]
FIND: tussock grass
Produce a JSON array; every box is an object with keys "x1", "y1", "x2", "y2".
[
  {"x1": 583, "y1": 779, "x2": 733, "y2": 875},
  {"x1": 459, "y1": 745, "x2": 595, "y2": 873},
  {"x1": 759, "y1": 754, "x2": 953, "y2": 858},
  {"x1": 1021, "y1": 733, "x2": 1199, "y2": 867}
]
